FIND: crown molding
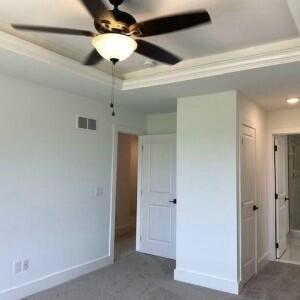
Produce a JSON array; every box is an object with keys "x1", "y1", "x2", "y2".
[
  {"x1": 0, "y1": 31, "x2": 123, "y2": 89},
  {"x1": 122, "y1": 38, "x2": 300, "y2": 90},
  {"x1": 2, "y1": 31, "x2": 300, "y2": 94}
]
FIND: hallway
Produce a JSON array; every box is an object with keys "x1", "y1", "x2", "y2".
[
  {"x1": 114, "y1": 232, "x2": 136, "y2": 260},
  {"x1": 26, "y1": 252, "x2": 300, "y2": 300},
  {"x1": 281, "y1": 234, "x2": 300, "y2": 263}
]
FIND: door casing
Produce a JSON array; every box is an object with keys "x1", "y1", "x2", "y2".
[{"x1": 274, "y1": 135, "x2": 289, "y2": 259}]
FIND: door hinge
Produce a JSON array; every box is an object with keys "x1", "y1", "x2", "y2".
[
  {"x1": 274, "y1": 145, "x2": 278, "y2": 152},
  {"x1": 141, "y1": 145, "x2": 144, "y2": 151},
  {"x1": 140, "y1": 235, "x2": 142, "y2": 241},
  {"x1": 276, "y1": 242, "x2": 279, "y2": 249},
  {"x1": 275, "y1": 193, "x2": 278, "y2": 200},
  {"x1": 140, "y1": 189, "x2": 143, "y2": 196}
]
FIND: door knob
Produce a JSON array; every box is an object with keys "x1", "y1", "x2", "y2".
[
  {"x1": 285, "y1": 197, "x2": 289, "y2": 201},
  {"x1": 169, "y1": 199, "x2": 177, "y2": 204},
  {"x1": 253, "y1": 205, "x2": 259, "y2": 211}
]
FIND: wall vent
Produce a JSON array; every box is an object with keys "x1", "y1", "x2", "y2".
[{"x1": 77, "y1": 116, "x2": 97, "y2": 131}]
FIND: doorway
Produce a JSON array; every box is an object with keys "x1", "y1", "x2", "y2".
[
  {"x1": 112, "y1": 133, "x2": 177, "y2": 261},
  {"x1": 274, "y1": 134, "x2": 300, "y2": 263},
  {"x1": 114, "y1": 132, "x2": 138, "y2": 259}
]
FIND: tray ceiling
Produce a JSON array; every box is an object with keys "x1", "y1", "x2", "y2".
[{"x1": 0, "y1": 0, "x2": 299, "y2": 77}]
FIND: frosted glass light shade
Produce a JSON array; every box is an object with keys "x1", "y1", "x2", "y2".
[
  {"x1": 92, "y1": 33, "x2": 137, "y2": 62},
  {"x1": 287, "y1": 98, "x2": 300, "y2": 105}
]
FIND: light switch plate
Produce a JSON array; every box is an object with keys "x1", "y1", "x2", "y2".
[
  {"x1": 23, "y1": 259, "x2": 30, "y2": 272},
  {"x1": 14, "y1": 261, "x2": 22, "y2": 275}
]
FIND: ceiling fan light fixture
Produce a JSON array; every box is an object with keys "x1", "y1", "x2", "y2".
[
  {"x1": 287, "y1": 97, "x2": 300, "y2": 105},
  {"x1": 92, "y1": 33, "x2": 137, "y2": 62}
]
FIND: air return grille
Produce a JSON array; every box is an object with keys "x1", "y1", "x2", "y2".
[{"x1": 77, "y1": 116, "x2": 97, "y2": 131}]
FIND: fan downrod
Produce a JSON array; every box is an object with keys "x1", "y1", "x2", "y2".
[{"x1": 109, "y1": 0, "x2": 124, "y2": 8}]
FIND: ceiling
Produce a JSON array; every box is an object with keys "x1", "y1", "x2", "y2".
[
  {"x1": 0, "y1": 0, "x2": 300, "y2": 114},
  {"x1": 120, "y1": 61, "x2": 300, "y2": 113},
  {"x1": 1, "y1": 36, "x2": 300, "y2": 114},
  {"x1": 0, "y1": 0, "x2": 299, "y2": 77}
]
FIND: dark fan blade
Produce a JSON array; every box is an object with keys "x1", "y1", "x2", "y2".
[
  {"x1": 135, "y1": 39, "x2": 181, "y2": 65},
  {"x1": 131, "y1": 10, "x2": 211, "y2": 37},
  {"x1": 12, "y1": 24, "x2": 96, "y2": 37},
  {"x1": 80, "y1": 0, "x2": 110, "y2": 20},
  {"x1": 84, "y1": 49, "x2": 103, "y2": 65}
]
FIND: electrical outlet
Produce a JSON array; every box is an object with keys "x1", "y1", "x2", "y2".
[
  {"x1": 23, "y1": 259, "x2": 30, "y2": 272},
  {"x1": 14, "y1": 261, "x2": 22, "y2": 275}
]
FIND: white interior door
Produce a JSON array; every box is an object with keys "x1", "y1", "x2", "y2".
[
  {"x1": 241, "y1": 125, "x2": 257, "y2": 284},
  {"x1": 138, "y1": 135, "x2": 176, "y2": 259},
  {"x1": 275, "y1": 135, "x2": 289, "y2": 258}
]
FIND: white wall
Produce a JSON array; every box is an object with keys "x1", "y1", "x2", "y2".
[
  {"x1": 146, "y1": 112, "x2": 176, "y2": 134},
  {"x1": 238, "y1": 94, "x2": 268, "y2": 270},
  {"x1": 175, "y1": 91, "x2": 239, "y2": 294},
  {"x1": 0, "y1": 73, "x2": 146, "y2": 300},
  {"x1": 268, "y1": 109, "x2": 300, "y2": 131}
]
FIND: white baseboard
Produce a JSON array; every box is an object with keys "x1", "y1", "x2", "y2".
[
  {"x1": 258, "y1": 252, "x2": 269, "y2": 271},
  {"x1": 290, "y1": 229, "x2": 300, "y2": 239},
  {"x1": 0, "y1": 255, "x2": 112, "y2": 300},
  {"x1": 174, "y1": 268, "x2": 239, "y2": 295}
]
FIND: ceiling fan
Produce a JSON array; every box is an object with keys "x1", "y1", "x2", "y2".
[{"x1": 11, "y1": 0, "x2": 211, "y2": 66}]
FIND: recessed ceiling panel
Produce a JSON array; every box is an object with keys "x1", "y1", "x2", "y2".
[{"x1": 0, "y1": 0, "x2": 298, "y2": 77}]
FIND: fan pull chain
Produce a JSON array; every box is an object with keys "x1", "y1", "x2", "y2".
[{"x1": 110, "y1": 58, "x2": 118, "y2": 117}]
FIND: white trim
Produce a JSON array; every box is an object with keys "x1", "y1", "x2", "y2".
[
  {"x1": 0, "y1": 256, "x2": 112, "y2": 300},
  {"x1": 2, "y1": 32, "x2": 300, "y2": 92},
  {"x1": 136, "y1": 136, "x2": 143, "y2": 252},
  {"x1": 276, "y1": 259, "x2": 300, "y2": 266},
  {"x1": 267, "y1": 127, "x2": 300, "y2": 262},
  {"x1": 174, "y1": 268, "x2": 239, "y2": 295},
  {"x1": 108, "y1": 124, "x2": 118, "y2": 260},
  {"x1": 258, "y1": 252, "x2": 269, "y2": 272},
  {"x1": 290, "y1": 229, "x2": 300, "y2": 239},
  {"x1": 0, "y1": 31, "x2": 122, "y2": 89},
  {"x1": 123, "y1": 38, "x2": 300, "y2": 90}
]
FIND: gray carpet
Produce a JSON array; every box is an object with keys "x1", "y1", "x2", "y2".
[{"x1": 25, "y1": 252, "x2": 300, "y2": 300}]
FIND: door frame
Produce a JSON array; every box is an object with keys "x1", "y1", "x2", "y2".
[
  {"x1": 274, "y1": 135, "x2": 289, "y2": 259},
  {"x1": 109, "y1": 124, "x2": 144, "y2": 262},
  {"x1": 239, "y1": 121, "x2": 258, "y2": 285},
  {"x1": 267, "y1": 127, "x2": 300, "y2": 262},
  {"x1": 136, "y1": 136, "x2": 143, "y2": 252}
]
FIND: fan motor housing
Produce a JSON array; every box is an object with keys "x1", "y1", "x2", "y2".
[
  {"x1": 95, "y1": 9, "x2": 136, "y2": 34},
  {"x1": 109, "y1": 0, "x2": 124, "y2": 6}
]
